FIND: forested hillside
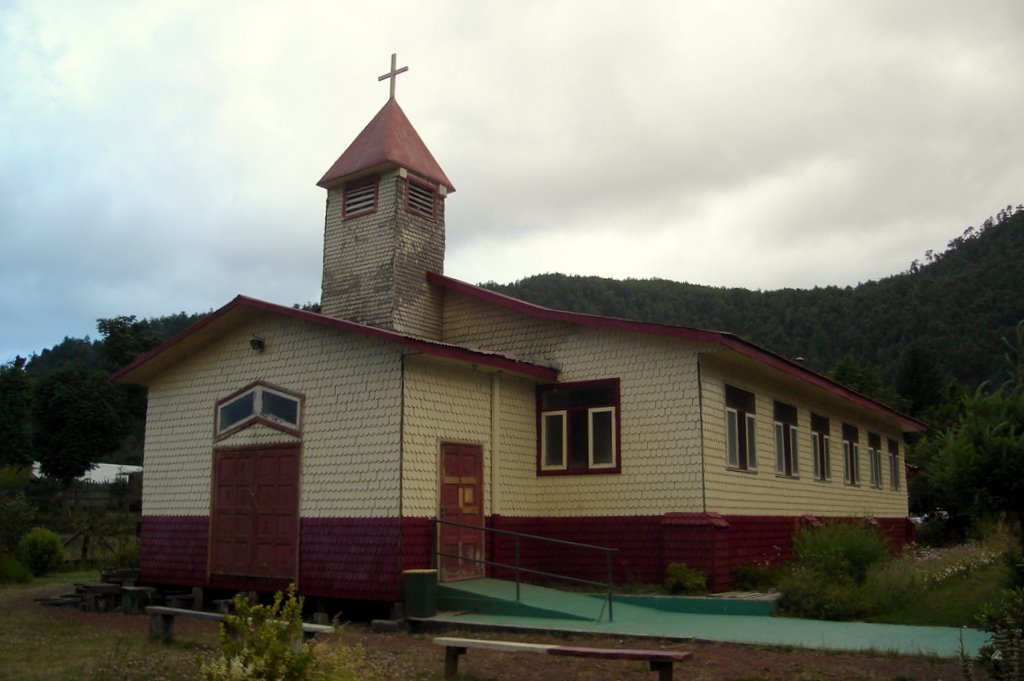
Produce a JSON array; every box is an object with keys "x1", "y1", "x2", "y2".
[
  {"x1": 485, "y1": 206, "x2": 1024, "y2": 390},
  {"x1": 2, "y1": 208, "x2": 1021, "y2": 475}
]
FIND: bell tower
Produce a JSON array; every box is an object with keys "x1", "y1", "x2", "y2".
[{"x1": 317, "y1": 55, "x2": 455, "y2": 339}]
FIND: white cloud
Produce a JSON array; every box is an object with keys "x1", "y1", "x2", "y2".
[{"x1": 2, "y1": 0, "x2": 1023, "y2": 361}]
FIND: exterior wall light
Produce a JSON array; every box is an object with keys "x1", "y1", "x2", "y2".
[{"x1": 250, "y1": 336, "x2": 266, "y2": 352}]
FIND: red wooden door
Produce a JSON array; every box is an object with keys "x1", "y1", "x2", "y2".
[
  {"x1": 438, "y1": 443, "x2": 484, "y2": 581},
  {"x1": 211, "y1": 447, "x2": 299, "y2": 579}
]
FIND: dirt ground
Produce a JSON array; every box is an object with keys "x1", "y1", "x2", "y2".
[{"x1": 14, "y1": 584, "x2": 970, "y2": 680}]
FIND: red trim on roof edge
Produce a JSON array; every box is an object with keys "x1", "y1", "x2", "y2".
[
  {"x1": 317, "y1": 99, "x2": 454, "y2": 192},
  {"x1": 111, "y1": 295, "x2": 557, "y2": 384},
  {"x1": 427, "y1": 272, "x2": 926, "y2": 432}
]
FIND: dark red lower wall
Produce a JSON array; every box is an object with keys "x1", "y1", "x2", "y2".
[
  {"x1": 141, "y1": 513, "x2": 916, "y2": 598},
  {"x1": 140, "y1": 515, "x2": 208, "y2": 586},
  {"x1": 141, "y1": 515, "x2": 409, "y2": 601}
]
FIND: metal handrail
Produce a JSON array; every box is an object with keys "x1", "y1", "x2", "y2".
[{"x1": 430, "y1": 518, "x2": 618, "y2": 621}]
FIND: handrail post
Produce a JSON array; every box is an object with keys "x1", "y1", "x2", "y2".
[
  {"x1": 606, "y1": 550, "x2": 614, "y2": 622},
  {"x1": 514, "y1": 535, "x2": 521, "y2": 603}
]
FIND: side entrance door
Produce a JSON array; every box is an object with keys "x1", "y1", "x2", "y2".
[
  {"x1": 210, "y1": 445, "x2": 300, "y2": 580},
  {"x1": 438, "y1": 443, "x2": 484, "y2": 581}
]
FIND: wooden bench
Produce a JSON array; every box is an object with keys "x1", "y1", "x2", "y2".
[
  {"x1": 145, "y1": 606, "x2": 334, "y2": 646},
  {"x1": 433, "y1": 636, "x2": 692, "y2": 680}
]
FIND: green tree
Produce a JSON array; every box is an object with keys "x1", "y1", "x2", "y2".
[
  {"x1": 896, "y1": 345, "x2": 946, "y2": 417},
  {"x1": 96, "y1": 315, "x2": 160, "y2": 372},
  {"x1": 31, "y1": 366, "x2": 121, "y2": 482},
  {"x1": 0, "y1": 357, "x2": 33, "y2": 467},
  {"x1": 929, "y1": 321, "x2": 1024, "y2": 547}
]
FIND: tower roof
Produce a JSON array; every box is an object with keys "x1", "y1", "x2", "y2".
[{"x1": 317, "y1": 99, "x2": 455, "y2": 192}]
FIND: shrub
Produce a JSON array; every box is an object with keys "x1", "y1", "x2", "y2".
[
  {"x1": 731, "y1": 563, "x2": 780, "y2": 591},
  {"x1": 16, "y1": 527, "x2": 64, "y2": 576},
  {"x1": 0, "y1": 493, "x2": 35, "y2": 554},
  {"x1": 201, "y1": 586, "x2": 313, "y2": 681},
  {"x1": 664, "y1": 562, "x2": 707, "y2": 594},
  {"x1": 967, "y1": 586, "x2": 1024, "y2": 681},
  {"x1": 775, "y1": 568, "x2": 866, "y2": 620},
  {"x1": 0, "y1": 556, "x2": 33, "y2": 584},
  {"x1": 793, "y1": 520, "x2": 888, "y2": 584}
]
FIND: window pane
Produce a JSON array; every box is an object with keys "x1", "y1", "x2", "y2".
[
  {"x1": 261, "y1": 390, "x2": 299, "y2": 426},
  {"x1": 542, "y1": 383, "x2": 615, "y2": 410},
  {"x1": 823, "y1": 436, "x2": 831, "y2": 480},
  {"x1": 219, "y1": 391, "x2": 255, "y2": 431},
  {"x1": 790, "y1": 426, "x2": 799, "y2": 476},
  {"x1": 590, "y1": 409, "x2": 614, "y2": 465},
  {"x1": 568, "y1": 410, "x2": 589, "y2": 469},
  {"x1": 774, "y1": 423, "x2": 785, "y2": 474},
  {"x1": 812, "y1": 435, "x2": 820, "y2": 479},
  {"x1": 746, "y1": 414, "x2": 757, "y2": 469},
  {"x1": 542, "y1": 413, "x2": 565, "y2": 468},
  {"x1": 726, "y1": 410, "x2": 739, "y2": 467}
]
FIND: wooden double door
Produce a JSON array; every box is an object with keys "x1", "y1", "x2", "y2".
[
  {"x1": 438, "y1": 443, "x2": 484, "y2": 581},
  {"x1": 210, "y1": 445, "x2": 299, "y2": 580}
]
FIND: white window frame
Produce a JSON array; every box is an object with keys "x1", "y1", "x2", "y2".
[
  {"x1": 540, "y1": 410, "x2": 568, "y2": 471},
  {"x1": 868, "y1": 446, "x2": 882, "y2": 488},
  {"x1": 812, "y1": 431, "x2": 831, "y2": 481},
  {"x1": 216, "y1": 383, "x2": 301, "y2": 437},
  {"x1": 888, "y1": 441, "x2": 900, "y2": 491},
  {"x1": 587, "y1": 406, "x2": 617, "y2": 468},
  {"x1": 844, "y1": 441, "x2": 860, "y2": 485},
  {"x1": 726, "y1": 408, "x2": 758, "y2": 471},
  {"x1": 774, "y1": 422, "x2": 800, "y2": 478}
]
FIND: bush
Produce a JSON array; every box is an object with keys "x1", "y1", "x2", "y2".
[
  {"x1": 793, "y1": 520, "x2": 888, "y2": 584},
  {"x1": 664, "y1": 562, "x2": 707, "y2": 594},
  {"x1": 775, "y1": 568, "x2": 866, "y2": 620},
  {"x1": 16, "y1": 527, "x2": 64, "y2": 576},
  {"x1": 0, "y1": 493, "x2": 35, "y2": 554},
  {"x1": 968, "y1": 586, "x2": 1024, "y2": 681},
  {"x1": 201, "y1": 586, "x2": 313, "y2": 681},
  {"x1": 0, "y1": 556, "x2": 33, "y2": 584},
  {"x1": 731, "y1": 563, "x2": 780, "y2": 591}
]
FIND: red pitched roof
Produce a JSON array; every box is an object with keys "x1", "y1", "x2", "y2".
[
  {"x1": 111, "y1": 295, "x2": 555, "y2": 385},
  {"x1": 317, "y1": 99, "x2": 455, "y2": 192},
  {"x1": 427, "y1": 272, "x2": 927, "y2": 432}
]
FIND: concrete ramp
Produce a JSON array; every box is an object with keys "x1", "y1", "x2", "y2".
[{"x1": 437, "y1": 579, "x2": 609, "y2": 621}]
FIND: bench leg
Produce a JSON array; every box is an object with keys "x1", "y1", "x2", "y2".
[
  {"x1": 148, "y1": 613, "x2": 175, "y2": 644},
  {"x1": 650, "y1": 660, "x2": 673, "y2": 681},
  {"x1": 444, "y1": 646, "x2": 466, "y2": 679}
]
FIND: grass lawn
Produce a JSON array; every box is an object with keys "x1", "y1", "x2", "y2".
[
  {"x1": 868, "y1": 561, "x2": 1014, "y2": 627},
  {"x1": 0, "y1": 570, "x2": 214, "y2": 681}
]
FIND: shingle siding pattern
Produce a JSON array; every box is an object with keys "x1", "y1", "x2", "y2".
[
  {"x1": 700, "y1": 358, "x2": 909, "y2": 517},
  {"x1": 141, "y1": 315, "x2": 403, "y2": 518},
  {"x1": 139, "y1": 515, "x2": 208, "y2": 586},
  {"x1": 443, "y1": 291, "x2": 707, "y2": 517},
  {"x1": 402, "y1": 358, "x2": 493, "y2": 517},
  {"x1": 321, "y1": 173, "x2": 444, "y2": 338},
  {"x1": 299, "y1": 517, "x2": 403, "y2": 601}
]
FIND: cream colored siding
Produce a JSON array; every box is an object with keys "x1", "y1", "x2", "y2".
[
  {"x1": 701, "y1": 357, "x2": 908, "y2": 517},
  {"x1": 142, "y1": 314, "x2": 404, "y2": 518},
  {"x1": 442, "y1": 290, "x2": 708, "y2": 517},
  {"x1": 401, "y1": 358, "x2": 494, "y2": 517}
]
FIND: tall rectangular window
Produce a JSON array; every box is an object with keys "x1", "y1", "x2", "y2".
[
  {"x1": 811, "y1": 413, "x2": 830, "y2": 482},
  {"x1": 843, "y1": 423, "x2": 860, "y2": 486},
  {"x1": 868, "y1": 432, "x2": 883, "y2": 489},
  {"x1": 888, "y1": 438, "x2": 901, "y2": 491},
  {"x1": 538, "y1": 379, "x2": 619, "y2": 474},
  {"x1": 725, "y1": 385, "x2": 757, "y2": 471},
  {"x1": 773, "y1": 401, "x2": 799, "y2": 477}
]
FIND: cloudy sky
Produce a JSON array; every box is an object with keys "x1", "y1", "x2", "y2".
[{"x1": 3, "y1": 1, "x2": 1022, "y2": 363}]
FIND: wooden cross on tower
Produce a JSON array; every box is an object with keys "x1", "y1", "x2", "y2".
[{"x1": 378, "y1": 53, "x2": 408, "y2": 100}]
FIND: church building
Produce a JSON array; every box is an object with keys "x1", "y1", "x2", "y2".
[{"x1": 113, "y1": 59, "x2": 924, "y2": 600}]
